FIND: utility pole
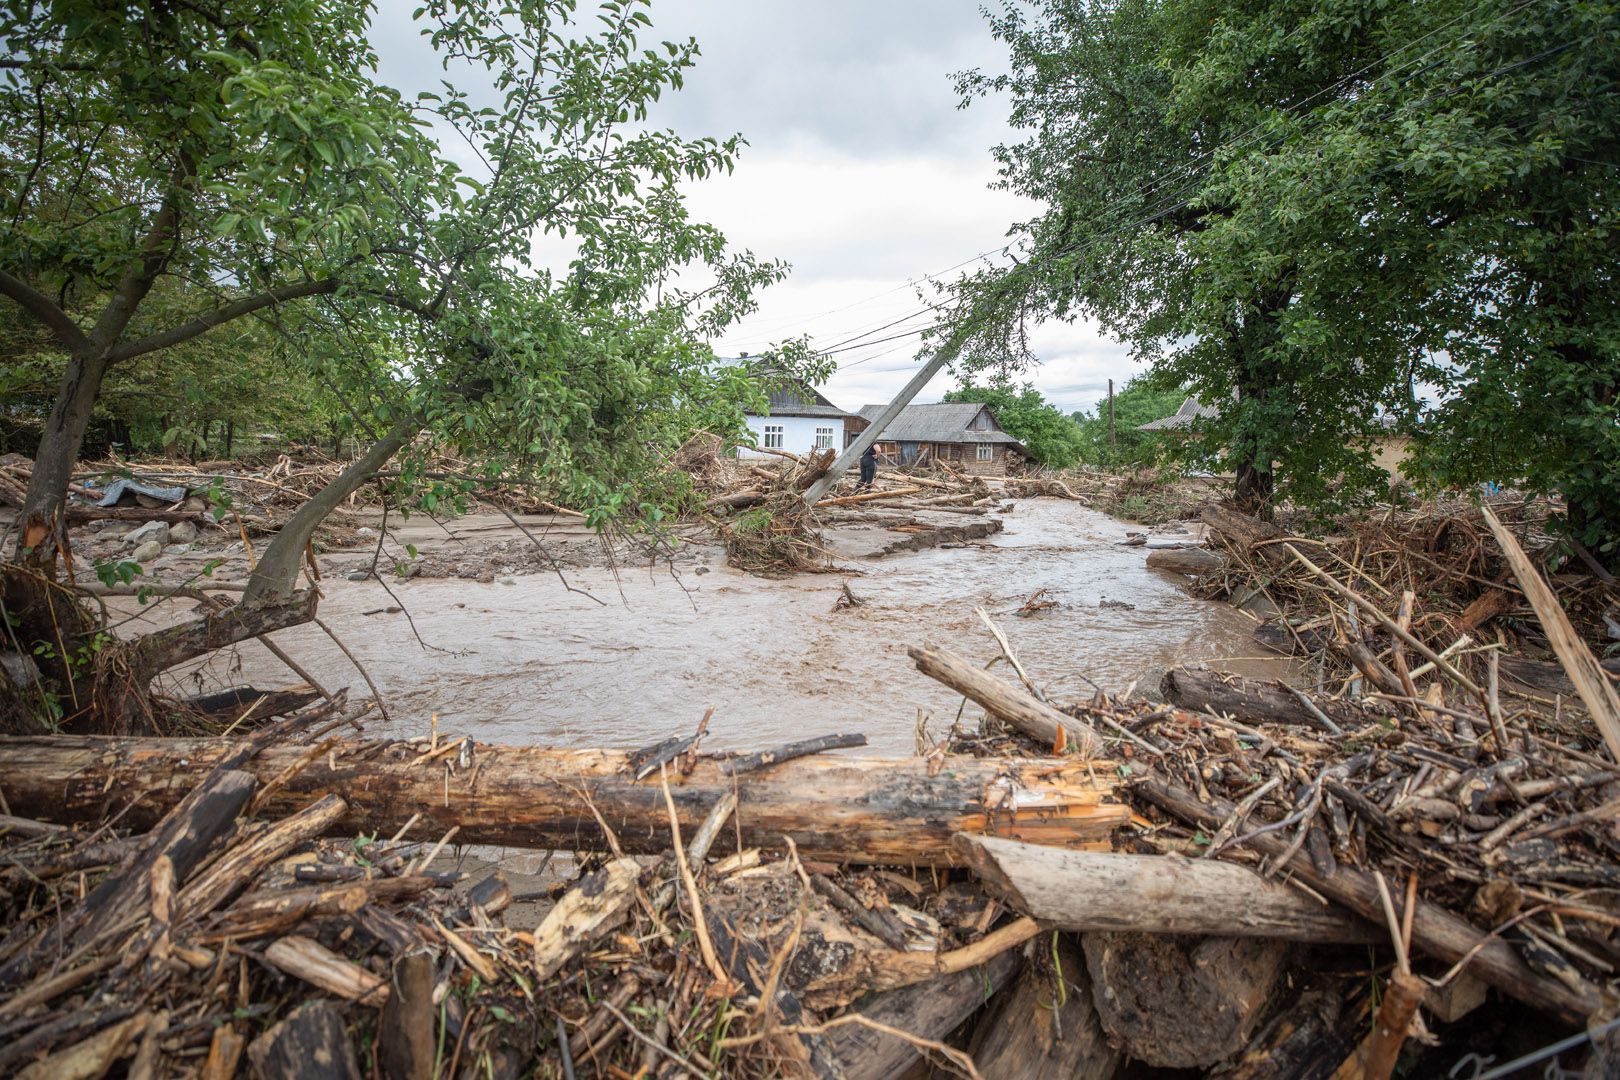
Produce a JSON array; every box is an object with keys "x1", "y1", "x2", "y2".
[
  {"x1": 801, "y1": 343, "x2": 960, "y2": 507},
  {"x1": 1107, "y1": 378, "x2": 1115, "y2": 449}
]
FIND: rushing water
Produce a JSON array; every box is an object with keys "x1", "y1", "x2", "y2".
[{"x1": 163, "y1": 499, "x2": 1278, "y2": 755}]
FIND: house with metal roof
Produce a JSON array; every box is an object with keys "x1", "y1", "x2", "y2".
[
  {"x1": 739, "y1": 378, "x2": 866, "y2": 458},
  {"x1": 1137, "y1": 395, "x2": 1222, "y2": 431},
  {"x1": 1139, "y1": 395, "x2": 1412, "y2": 478},
  {"x1": 855, "y1": 402, "x2": 1030, "y2": 475}
]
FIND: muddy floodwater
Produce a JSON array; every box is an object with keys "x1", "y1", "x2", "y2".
[{"x1": 164, "y1": 498, "x2": 1279, "y2": 754}]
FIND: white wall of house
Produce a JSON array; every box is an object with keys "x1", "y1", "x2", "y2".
[{"x1": 739, "y1": 415, "x2": 845, "y2": 457}]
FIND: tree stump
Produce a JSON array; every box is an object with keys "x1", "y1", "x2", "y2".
[{"x1": 1083, "y1": 931, "x2": 1289, "y2": 1069}]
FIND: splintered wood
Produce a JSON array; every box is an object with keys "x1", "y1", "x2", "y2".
[{"x1": 0, "y1": 734, "x2": 1128, "y2": 865}]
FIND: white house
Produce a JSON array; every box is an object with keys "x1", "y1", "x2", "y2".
[{"x1": 740, "y1": 380, "x2": 864, "y2": 458}]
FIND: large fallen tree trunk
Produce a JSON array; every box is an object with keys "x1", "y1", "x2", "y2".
[
  {"x1": 954, "y1": 834, "x2": 1381, "y2": 943},
  {"x1": 0, "y1": 735, "x2": 1129, "y2": 866}
]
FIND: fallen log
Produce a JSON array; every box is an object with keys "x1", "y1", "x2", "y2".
[
  {"x1": 1498, "y1": 654, "x2": 1620, "y2": 697},
  {"x1": 1137, "y1": 774, "x2": 1603, "y2": 1024},
  {"x1": 1146, "y1": 547, "x2": 1228, "y2": 575},
  {"x1": 0, "y1": 735, "x2": 1129, "y2": 866},
  {"x1": 970, "y1": 936, "x2": 1118, "y2": 1080},
  {"x1": 909, "y1": 643, "x2": 1102, "y2": 756},
  {"x1": 1163, "y1": 667, "x2": 1378, "y2": 732},
  {"x1": 1202, "y1": 506, "x2": 1290, "y2": 566},
  {"x1": 816, "y1": 486, "x2": 923, "y2": 507},
  {"x1": 1083, "y1": 930, "x2": 1290, "y2": 1069},
  {"x1": 954, "y1": 835, "x2": 1381, "y2": 943},
  {"x1": 826, "y1": 950, "x2": 1020, "y2": 1080}
]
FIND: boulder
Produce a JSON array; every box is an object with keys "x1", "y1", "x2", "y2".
[
  {"x1": 129, "y1": 539, "x2": 163, "y2": 564},
  {"x1": 124, "y1": 520, "x2": 170, "y2": 548},
  {"x1": 168, "y1": 520, "x2": 198, "y2": 545}
]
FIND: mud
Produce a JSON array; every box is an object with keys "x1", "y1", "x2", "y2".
[{"x1": 131, "y1": 498, "x2": 1282, "y2": 756}]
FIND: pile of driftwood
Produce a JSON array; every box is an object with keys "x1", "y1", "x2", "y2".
[{"x1": 3, "y1": 497, "x2": 1618, "y2": 1077}]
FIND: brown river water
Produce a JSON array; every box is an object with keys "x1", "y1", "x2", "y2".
[{"x1": 156, "y1": 499, "x2": 1277, "y2": 755}]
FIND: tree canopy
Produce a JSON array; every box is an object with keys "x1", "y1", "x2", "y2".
[
  {"x1": 1069, "y1": 377, "x2": 1188, "y2": 469},
  {"x1": 0, "y1": 0, "x2": 815, "y2": 729},
  {"x1": 948, "y1": 0, "x2": 1619, "y2": 556},
  {"x1": 1, "y1": 0, "x2": 814, "y2": 599},
  {"x1": 942, "y1": 376, "x2": 1086, "y2": 467}
]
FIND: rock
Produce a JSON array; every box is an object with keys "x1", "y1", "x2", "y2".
[
  {"x1": 1, "y1": 651, "x2": 42, "y2": 688},
  {"x1": 694, "y1": 566, "x2": 710, "y2": 575},
  {"x1": 182, "y1": 495, "x2": 208, "y2": 512},
  {"x1": 346, "y1": 570, "x2": 371, "y2": 582},
  {"x1": 168, "y1": 520, "x2": 198, "y2": 545},
  {"x1": 356, "y1": 526, "x2": 377, "y2": 538},
  {"x1": 1099, "y1": 598, "x2": 1136, "y2": 610},
  {"x1": 1237, "y1": 591, "x2": 1284, "y2": 622},
  {"x1": 477, "y1": 569, "x2": 496, "y2": 584},
  {"x1": 129, "y1": 539, "x2": 163, "y2": 563},
  {"x1": 124, "y1": 520, "x2": 170, "y2": 548}
]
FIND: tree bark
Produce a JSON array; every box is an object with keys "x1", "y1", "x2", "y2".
[
  {"x1": 954, "y1": 834, "x2": 1380, "y2": 943},
  {"x1": 970, "y1": 936, "x2": 1119, "y2": 1080},
  {"x1": 1162, "y1": 667, "x2": 1376, "y2": 732},
  {"x1": 0, "y1": 735, "x2": 1128, "y2": 865},
  {"x1": 243, "y1": 415, "x2": 416, "y2": 605}
]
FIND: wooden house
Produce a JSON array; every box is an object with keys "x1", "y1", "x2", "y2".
[{"x1": 856, "y1": 402, "x2": 1029, "y2": 476}]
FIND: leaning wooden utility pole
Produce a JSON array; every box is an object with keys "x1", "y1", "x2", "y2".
[{"x1": 801, "y1": 341, "x2": 961, "y2": 506}]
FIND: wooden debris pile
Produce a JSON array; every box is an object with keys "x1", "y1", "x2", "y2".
[
  {"x1": 1193, "y1": 500, "x2": 1620, "y2": 699},
  {"x1": 4, "y1": 498, "x2": 1619, "y2": 1076}
]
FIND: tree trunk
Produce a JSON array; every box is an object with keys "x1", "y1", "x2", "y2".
[
  {"x1": 244, "y1": 416, "x2": 415, "y2": 605},
  {"x1": 12, "y1": 353, "x2": 113, "y2": 566},
  {"x1": 1162, "y1": 667, "x2": 1376, "y2": 732},
  {"x1": 0, "y1": 735, "x2": 1128, "y2": 865},
  {"x1": 954, "y1": 834, "x2": 1380, "y2": 943},
  {"x1": 970, "y1": 937, "x2": 1119, "y2": 1080}
]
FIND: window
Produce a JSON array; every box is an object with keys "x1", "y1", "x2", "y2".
[
  {"x1": 976, "y1": 444, "x2": 993, "y2": 461},
  {"x1": 762, "y1": 425, "x2": 784, "y2": 449},
  {"x1": 814, "y1": 426, "x2": 834, "y2": 449}
]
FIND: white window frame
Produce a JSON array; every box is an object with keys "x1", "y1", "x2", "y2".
[
  {"x1": 976, "y1": 444, "x2": 993, "y2": 461},
  {"x1": 814, "y1": 426, "x2": 834, "y2": 449},
  {"x1": 762, "y1": 425, "x2": 784, "y2": 449}
]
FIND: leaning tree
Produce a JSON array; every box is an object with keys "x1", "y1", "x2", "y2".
[{"x1": 0, "y1": 0, "x2": 805, "y2": 731}]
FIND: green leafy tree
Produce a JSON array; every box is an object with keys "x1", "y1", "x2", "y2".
[
  {"x1": 945, "y1": 0, "x2": 1426, "y2": 513},
  {"x1": 1069, "y1": 376, "x2": 1187, "y2": 468},
  {"x1": 1178, "y1": 0, "x2": 1619, "y2": 562},
  {"x1": 942, "y1": 376, "x2": 1086, "y2": 467},
  {"x1": 0, "y1": 0, "x2": 807, "y2": 729}
]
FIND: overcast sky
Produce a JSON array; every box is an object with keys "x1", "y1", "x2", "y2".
[{"x1": 373, "y1": 0, "x2": 1136, "y2": 416}]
